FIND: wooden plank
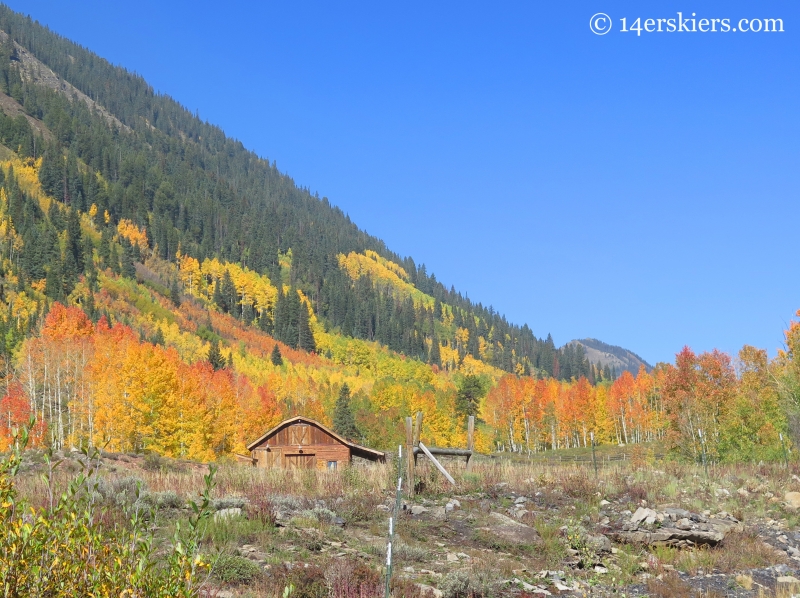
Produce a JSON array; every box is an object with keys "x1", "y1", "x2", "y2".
[
  {"x1": 418, "y1": 441, "x2": 456, "y2": 486},
  {"x1": 413, "y1": 411, "x2": 422, "y2": 464},
  {"x1": 405, "y1": 416, "x2": 415, "y2": 497},
  {"x1": 466, "y1": 415, "x2": 475, "y2": 472},
  {"x1": 285, "y1": 454, "x2": 315, "y2": 469},
  {"x1": 412, "y1": 447, "x2": 473, "y2": 457}
]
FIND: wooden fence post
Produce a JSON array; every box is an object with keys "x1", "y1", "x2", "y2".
[
  {"x1": 413, "y1": 411, "x2": 423, "y2": 464},
  {"x1": 466, "y1": 415, "x2": 475, "y2": 472},
  {"x1": 405, "y1": 416, "x2": 415, "y2": 497}
]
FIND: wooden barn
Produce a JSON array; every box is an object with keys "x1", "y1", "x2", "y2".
[{"x1": 245, "y1": 416, "x2": 386, "y2": 470}]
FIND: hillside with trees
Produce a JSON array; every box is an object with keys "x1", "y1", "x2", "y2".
[{"x1": 0, "y1": 5, "x2": 796, "y2": 465}]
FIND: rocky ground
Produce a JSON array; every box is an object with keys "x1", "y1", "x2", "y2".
[
  {"x1": 15, "y1": 450, "x2": 800, "y2": 597},
  {"x1": 199, "y1": 470, "x2": 800, "y2": 597}
]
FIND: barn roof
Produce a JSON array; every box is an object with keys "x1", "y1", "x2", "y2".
[{"x1": 246, "y1": 416, "x2": 386, "y2": 462}]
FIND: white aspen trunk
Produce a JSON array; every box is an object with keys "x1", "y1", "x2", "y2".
[
  {"x1": 523, "y1": 415, "x2": 531, "y2": 456},
  {"x1": 620, "y1": 407, "x2": 628, "y2": 444}
]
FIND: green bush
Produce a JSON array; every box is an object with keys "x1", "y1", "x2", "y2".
[
  {"x1": 0, "y1": 424, "x2": 215, "y2": 597},
  {"x1": 212, "y1": 554, "x2": 262, "y2": 584},
  {"x1": 213, "y1": 496, "x2": 247, "y2": 510},
  {"x1": 440, "y1": 569, "x2": 501, "y2": 598}
]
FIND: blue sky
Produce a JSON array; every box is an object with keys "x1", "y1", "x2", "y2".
[{"x1": 12, "y1": 1, "x2": 800, "y2": 365}]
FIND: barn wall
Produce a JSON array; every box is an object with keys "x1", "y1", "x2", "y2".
[{"x1": 251, "y1": 422, "x2": 352, "y2": 470}]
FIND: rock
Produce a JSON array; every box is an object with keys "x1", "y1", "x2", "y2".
[
  {"x1": 594, "y1": 566, "x2": 608, "y2": 574},
  {"x1": 416, "y1": 583, "x2": 444, "y2": 598},
  {"x1": 714, "y1": 488, "x2": 730, "y2": 497},
  {"x1": 514, "y1": 496, "x2": 529, "y2": 504},
  {"x1": 448, "y1": 498, "x2": 461, "y2": 508},
  {"x1": 214, "y1": 507, "x2": 242, "y2": 520},
  {"x1": 630, "y1": 507, "x2": 658, "y2": 525},
  {"x1": 430, "y1": 506, "x2": 447, "y2": 519},
  {"x1": 586, "y1": 534, "x2": 612, "y2": 553},
  {"x1": 664, "y1": 508, "x2": 691, "y2": 521},
  {"x1": 446, "y1": 552, "x2": 459, "y2": 562},
  {"x1": 512, "y1": 509, "x2": 529, "y2": 520},
  {"x1": 613, "y1": 509, "x2": 742, "y2": 547},
  {"x1": 445, "y1": 503, "x2": 454, "y2": 512},
  {"x1": 599, "y1": 499, "x2": 611, "y2": 506},
  {"x1": 676, "y1": 518, "x2": 693, "y2": 531},
  {"x1": 216, "y1": 591, "x2": 234, "y2": 598},
  {"x1": 777, "y1": 576, "x2": 800, "y2": 593},
  {"x1": 479, "y1": 512, "x2": 541, "y2": 546},
  {"x1": 410, "y1": 505, "x2": 429, "y2": 515},
  {"x1": 784, "y1": 492, "x2": 800, "y2": 509}
]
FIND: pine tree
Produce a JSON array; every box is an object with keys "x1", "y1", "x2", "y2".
[
  {"x1": 212, "y1": 279, "x2": 225, "y2": 311},
  {"x1": 298, "y1": 303, "x2": 316, "y2": 352},
  {"x1": 332, "y1": 383, "x2": 359, "y2": 441},
  {"x1": 455, "y1": 374, "x2": 484, "y2": 418},
  {"x1": 150, "y1": 327, "x2": 165, "y2": 346},
  {"x1": 121, "y1": 243, "x2": 136, "y2": 278},
  {"x1": 428, "y1": 334, "x2": 441, "y2": 367},
  {"x1": 108, "y1": 243, "x2": 120, "y2": 275},
  {"x1": 220, "y1": 270, "x2": 237, "y2": 315},
  {"x1": 45, "y1": 260, "x2": 64, "y2": 301},
  {"x1": 270, "y1": 344, "x2": 283, "y2": 366},
  {"x1": 208, "y1": 340, "x2": 225, "y2": 371},
  {"x1": 98, "y1": 230, "x2": 110, "y2": 266},
  {"x1": 170, "y1": 277, "x2": 181, "y2": 306}
]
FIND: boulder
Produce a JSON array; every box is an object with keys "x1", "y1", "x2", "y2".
[
  {"x1": 630, "y1": 507, "x2": 658, "y2": 525},
  {"x1": 784, "y1": 492, "x2": 800, "y2": 510},
  {"x1": 586, "y1": 533, "x2": 612, "y2": 553},
  {"x1": 478, "y1": 512, "x2": 541, "y2": 546},
  {"x1": 417, "y1": 584, "x2": 444, "y2": 598},
  {"x1": 613, "y1": 509, "x2": 742, "y2": 547}
]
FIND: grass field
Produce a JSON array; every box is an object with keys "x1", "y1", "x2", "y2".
[{"x1": 6, "y1": 445, "x2": 800, "y2": 597}]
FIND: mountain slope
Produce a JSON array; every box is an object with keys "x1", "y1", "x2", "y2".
[
  {"x1": 0, "y1": 4, "x2": 680, "y2": 460},
  {"x1": 568, "y1": 338, "x2": 652, "y2": 377},
  {"x1": 0, "y1": 5, "x2": 568, "y2": 376}
]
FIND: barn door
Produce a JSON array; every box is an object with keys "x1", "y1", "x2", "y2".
[
  {"x1": 285, "y1": 454, "x2": 315, "y2": 469},
  {"x1": 289, "y1": 425, "x2": 310, "y2": 446}
]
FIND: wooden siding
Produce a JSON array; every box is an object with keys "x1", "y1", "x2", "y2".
[
  {"x1": 251, "y1": 422, "x2": 352, "y2": 470},
  {"x1": 258, "y1": 423, "x2": 339, "y2": 448}
]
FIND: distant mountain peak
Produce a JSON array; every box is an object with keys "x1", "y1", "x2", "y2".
[{"x1": 568, "y1": 338, "x2": 652, "y2": 376}]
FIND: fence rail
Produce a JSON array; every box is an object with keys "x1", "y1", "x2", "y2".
[{"x1": 480, "y1": 451, "x2": 668, "y2": 465}]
